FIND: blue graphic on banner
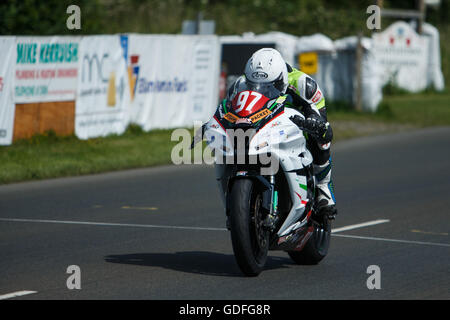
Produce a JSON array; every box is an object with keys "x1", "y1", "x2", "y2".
[{"x1": 120, "y1": 35, "x2": 128, "y2": 64}]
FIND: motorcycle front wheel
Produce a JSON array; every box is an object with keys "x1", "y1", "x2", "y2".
[{"x1": 229, "y1": 179, "x2": 269, "y2": 276}]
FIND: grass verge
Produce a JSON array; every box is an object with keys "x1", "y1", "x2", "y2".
[
  {"x1": 1, "y1": 92, "x2": 449, "y2": 184},
  {"x1": 328, "y1": 91, "x2": 450, "y2": 140},
  {"x1": 0, "y1": 126, "x2": 185, "y2": 184}
]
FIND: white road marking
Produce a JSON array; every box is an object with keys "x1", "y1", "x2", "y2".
[
  {"x1": 0, "y1": 291, "x2": 37, "y2": 300},
  {"x1": 332, "y1": 234, "x2": 450, "y2": 248},
  {"x1": 0, "y1": 218, "x2": 227, "y2": 231},
  {"x1": 331, "y1": 219, "x2": 390, "y2": 234},
  {"x1": 2, "y1": 217, "x2": 448, "y2": 248},
  {"x1": 0, "y1": 218, "x2": 388, "y2": 233}
]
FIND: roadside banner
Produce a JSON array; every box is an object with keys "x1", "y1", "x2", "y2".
[
  {"x1": 75, "y1": 35, "x2": 131, "y2": 139},
  {"x1": 15, "y1": 36, "x2": 80, "y2": 103},
  {"x1": 127, "y1": 34, "x2": 220, "y2": 131},
  {"x1": 373, "y1": 21, "x2": 429, "y2": 92},
  {"x1": 0, "y1": 37, "x2": 16, "y2": 145}
]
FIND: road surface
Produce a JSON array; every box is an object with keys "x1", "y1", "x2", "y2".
[{"x1": 0, "y1": 127, "x2": 449, "y2": 299}]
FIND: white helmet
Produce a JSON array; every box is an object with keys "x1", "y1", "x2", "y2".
[{"x1": 244, "y1": 48, "x2": 288, "y2": 98}]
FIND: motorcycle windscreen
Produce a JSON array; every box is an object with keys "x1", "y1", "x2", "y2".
[{"x1": 231, "y1": 90, "x2": 270, "y2": 117}]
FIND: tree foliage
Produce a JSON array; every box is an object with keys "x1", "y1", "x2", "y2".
[{"x1": 1, "y1": 0, "x2": 448, "y2": 37}]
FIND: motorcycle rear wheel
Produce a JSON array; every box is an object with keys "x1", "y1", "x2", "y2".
[
  {"x1": 287, "y1": 215, "x2": 331, "y2": 265},
  {"x1": 229, "y1": 179, "x2": 269, "y2": 276}
]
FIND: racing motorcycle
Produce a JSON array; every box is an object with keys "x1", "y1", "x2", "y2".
[{"x1": 193, "y1": 81, "x2": 332, "y2": 276}]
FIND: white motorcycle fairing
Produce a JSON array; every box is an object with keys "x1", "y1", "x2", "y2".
[{"x1": 204, "y1": 107, "x2": 314, "y2": 240}]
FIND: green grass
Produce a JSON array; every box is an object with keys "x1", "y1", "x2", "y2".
[
  {"x1": 327, "y1": 91, "x2": 450, "y2": 141},
  {"x1": 381, "y1": 92, "x2": 450, "y2": 126},
  {"x1": 0, "y1": 126, "x2": 186, "y2": 184},
  {"x1": 1, "y1": 92, "x2": 449, "y2": 184},
  {"x1": 329, "y1": 91, "x2": 450, "y2": 126}
]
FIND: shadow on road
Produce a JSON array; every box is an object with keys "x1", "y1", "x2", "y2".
[{"x1": 104, "y1": 251, "x2": 295, "y2": 277}]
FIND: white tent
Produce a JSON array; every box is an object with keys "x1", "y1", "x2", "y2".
[
  {"x1": 220, "y1": 31, "x2": 298, "y2": 66},
  {"x1": 333, "y1": 36, "x2": 383, "y2": 112},
  {"x1": 294, "y1": 34, "x2": 382, "y2": 112},
  {"x1": 221, "y1": 32, "x2": 382, "y2": 112},
  {"x1": 422, "y1": 22, "x2": 445, "y2": 90},
  {"x1": 220, "y1": 22, "x2": 445, "y2": 112}
]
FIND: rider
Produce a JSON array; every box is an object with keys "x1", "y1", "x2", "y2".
[{"x1": 217, "y1": 48, "x2": 337, "y2": 219}]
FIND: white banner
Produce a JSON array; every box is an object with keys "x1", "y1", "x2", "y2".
[
  {"x1": 75, "y1": 35, "x2": 131, "y2": 140},
  {"x1": 0, "y1": 37, "x2": 16, "y2": 145},
  {"x1": 373, "y1": 21, "x2": 429, "y2": 92},
  {"x1": 127, "y1": 34, "x2": 220, "y2": 131},
  {"x1": 15, "y1": 36, "x2": 80, "y2": 103}
]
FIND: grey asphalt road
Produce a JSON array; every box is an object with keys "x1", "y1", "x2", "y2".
[{"x1": 0, "y1": 127, "x2": 449, "y2": 300}]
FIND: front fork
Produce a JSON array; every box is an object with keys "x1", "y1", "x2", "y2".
[
  {"x1": 262, "y1": 175, "x2": 279, "y2": 230},
  {"x1": 216, "y1": 164, "x2": 277, "y2": 231}
]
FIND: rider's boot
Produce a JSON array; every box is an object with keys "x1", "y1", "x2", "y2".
[{"x1": 313, "y1": 158, "x2": 337, "y2": 219}]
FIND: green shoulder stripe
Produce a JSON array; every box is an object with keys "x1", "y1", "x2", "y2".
[{"x1": 287, "y1": 68, "x2": 305, "y2": 94}]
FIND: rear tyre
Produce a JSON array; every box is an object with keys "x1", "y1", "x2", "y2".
[
  {"x1": 229, "y1": 179, "x2": 269, "y2": 276},
  {"x1": 287, "y1": 215, "x2": 331, "y2": 265}
]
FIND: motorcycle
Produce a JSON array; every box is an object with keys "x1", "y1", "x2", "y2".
[{"x1": 194, "y1": 86, "x2": 332, "y2": 276}]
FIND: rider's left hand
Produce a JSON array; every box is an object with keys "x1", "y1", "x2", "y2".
[{"x1": 290, "y1": 114, "x2": 328, "y2": 138}]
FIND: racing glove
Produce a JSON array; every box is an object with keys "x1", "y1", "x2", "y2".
[{"x1": 289, "y1": 114, "x2": 331, "y2": 143}]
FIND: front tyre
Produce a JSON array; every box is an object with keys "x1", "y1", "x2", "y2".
[
  {"x1": 229, "y1": 179, "x2": 269, "y2": 276},
  {"x1": 288, "y1": 215, "x2": 331, "y2": 265}
]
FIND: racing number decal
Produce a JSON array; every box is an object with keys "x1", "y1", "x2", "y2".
[
  {"x1": 233, "y1": 91, "x2": 266, "y2": 116},
  {"x1": 234, "y1": 91, "x2": 250, "y2": 113}
]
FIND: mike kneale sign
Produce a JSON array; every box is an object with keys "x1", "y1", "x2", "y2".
[{"x1": 14, "y1": 36, "x2": 80, "y2": 103}]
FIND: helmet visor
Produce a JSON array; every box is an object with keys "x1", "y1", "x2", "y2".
[{"x1": 244, "y1": 80, "x2": 283, "y2": 100}]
